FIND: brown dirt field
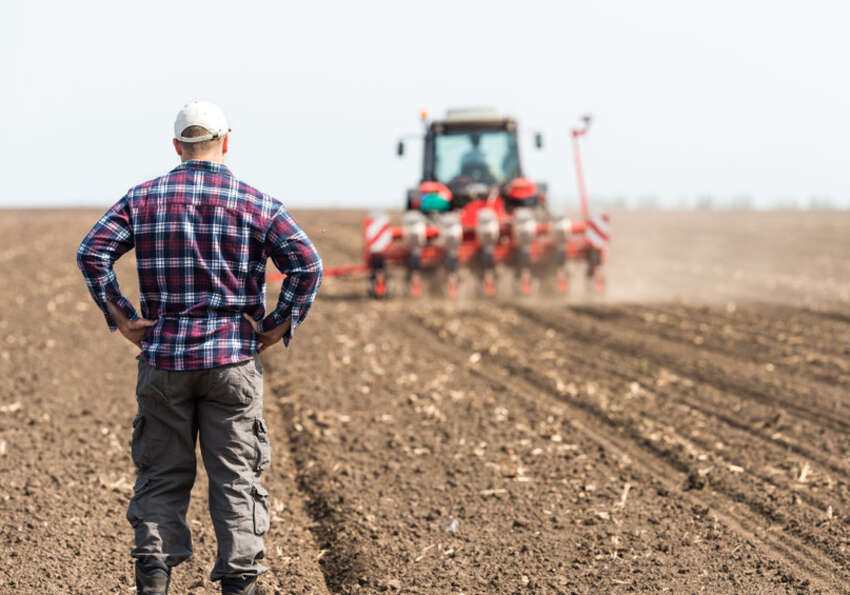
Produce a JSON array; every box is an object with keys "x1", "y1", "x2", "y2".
[{"x1": 1, "y1": 208, "x2": 849, "y2": 593}]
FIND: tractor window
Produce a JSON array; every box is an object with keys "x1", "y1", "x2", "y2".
[{"x1": 434, "y1": 130, "x2": 518, "y2": 186}]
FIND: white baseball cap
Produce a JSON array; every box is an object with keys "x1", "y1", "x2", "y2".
[{"x1": 174, "y1": 100, "x2": 230, "y2": 143}]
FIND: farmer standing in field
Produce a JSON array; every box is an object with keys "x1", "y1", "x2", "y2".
[{"x1": 76, "y1": 100, "x2": 323, "y2": 595}]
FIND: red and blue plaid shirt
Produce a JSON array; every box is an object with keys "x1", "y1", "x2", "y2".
[{"x1": 77, "y1": 160, "x2": 322, "y2": 370}]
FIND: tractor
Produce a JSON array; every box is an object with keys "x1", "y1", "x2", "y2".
[{"x1": 363, "y1": 108, "x2": 609, "y2": 298}]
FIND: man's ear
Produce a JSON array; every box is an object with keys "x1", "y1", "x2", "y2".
[
  {"x1": 222, "y1": 135, "x2": 229, "y2": 155},
  {"x1": 173, "y1": 138, "x2": 183, "y2": 156}
]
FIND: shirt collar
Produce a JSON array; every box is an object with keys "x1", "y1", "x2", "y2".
[{"x1": 173, "y1": 160, "x2": 233, "y2": 176}]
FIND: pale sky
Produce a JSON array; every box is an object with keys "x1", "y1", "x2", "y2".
[{"x1": 4, "y1": 0, "x2": 849, "y2": 210}]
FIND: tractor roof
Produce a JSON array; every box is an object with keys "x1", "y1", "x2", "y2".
[{"x1": 433, "y1": 108, "x2": 517, "y2": 130}]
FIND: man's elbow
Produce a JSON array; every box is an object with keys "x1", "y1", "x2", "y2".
[
  {"x1": 309, "y1": 255, "x2": 324, "y2": 288},
  {"x1": 76, "y1": 239, "x2": 104, "y2": 276},
  {"x1": 76, "y1": 241, "x2": 90, "y2": 272}
]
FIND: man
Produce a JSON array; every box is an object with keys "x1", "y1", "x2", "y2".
[
  {"x1": 458, "y1": 132, "x2": 496, "y2": 184},
  {"x1": 460, "y1": 132, "x2": 487, "y2": 170},
  {"x1": 77, "y1": 100, "x2": 322, "y2": 595}
]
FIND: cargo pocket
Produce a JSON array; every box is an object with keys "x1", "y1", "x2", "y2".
[
  {"x1": 252, "y1": 484, "x2": 270, "y2": 535},
  {"x1": 253, "y1": 418, "x2": 271, "y2": 473},
  {"x1": 130, "y1": 415, "x2": 147, "y2": 470}
]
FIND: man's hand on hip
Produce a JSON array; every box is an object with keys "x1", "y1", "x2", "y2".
[
  {"x1": 243, "y1": 313, "x2": 291, "y2": 353},
  {"x1": 106, "y1": 301, "x2": 157, "y2": 350}
]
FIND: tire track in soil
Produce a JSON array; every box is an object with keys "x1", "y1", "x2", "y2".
[
  {"x1": 505, "y1": 303, "x2": 850, "y2": 481},
  {"x1": 505, "y1": 301, "x2": 850, "y2": 490},
  {"x1": 804, "y1": 308, "x2": 850, "y2": 327},
  {"x1": 457, "y1": 305, "x2": 850, "y2": 503},
  {"x1": 445, "y1": 303, "x2": 850, "y2": 570},
  {"x1": 633, "y1": 303, "x2": 850, "y2": 357},
  {"x1": 463, "y1": 303, "x2": 850, "y2": 485},
  {"x1": 262, "y1": 214, "x2": 378, "y2": 593},
  {"x1": 403, "y1": 312, "x2": 845, "y2": 592},
  {"x1": 400, "y1": 309, "x2": 848, "y2": 592},
  {"x1": 255, "y1": 212, "x2": 375, "y2": 591},
  {"x1": 278, "y1": 397, "x2": 378, "y2": 593},
  {"x1": 263, "y1": 303, "x2": 383, "y2": 594},
  {"x1": 583, "y1": 303, "x2": 850, "y2": 387},
  {"x1": 584, "y1": 303, "x2": 850, "y2": 363},
  {"x1": 508, "y1": 303, "x2": 850, "y2": 436}
]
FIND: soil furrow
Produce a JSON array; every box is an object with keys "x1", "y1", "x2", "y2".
[
  {"x1": 597, "y1": 303, "x2": 850, "y2": 386},
  {"x1": 401, "y1": 311, "x2": 848, "y2": 591},
  {"x1": 509, "y1": 303, "x2": 850, "y2": 435},
  {"x1": 460, "y1": 303, "x2": 850, "y2": 485},
  {"x1": 418, "y1": 304, "x2": 850, "y2": 570},
  {"x1": 279, "y1": 398, "x2": 377, "y2": 593},
  {"x1": 637, "y1": 302, "x2": 850, "y2": 348},
  {"x1": 452, "y1": 304, "x2": 850, "y2": 515},
  {"x1": 805, "y1": 308, "x2": 850, "y2": 327}
]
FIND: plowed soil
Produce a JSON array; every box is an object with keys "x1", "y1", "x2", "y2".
[{"x1": 1, "y1": 209, "x2": 849, "y2": 594}]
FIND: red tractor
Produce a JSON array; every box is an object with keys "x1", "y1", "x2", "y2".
[
  {"x1": 272, "y1": 108, "x2": 609, "y2": 298},
  {"x1": 364, "y1": 109, "x2": 608, "y2": 298}
]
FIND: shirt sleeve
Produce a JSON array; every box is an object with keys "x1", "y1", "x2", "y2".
[
  {"x1": 258, "y1": 205, "x2": 323, "y2": 346},
  {"x1": 76, "y1": 195, "x2": 139, "y2": 331}
]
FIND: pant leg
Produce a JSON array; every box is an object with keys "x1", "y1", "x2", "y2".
[
  {"x1": 127, "y1": 359, "x2": 199, "y2": 570},
  {"x1": 197, "y1": 356, "x2": 270, "y2": 581}
]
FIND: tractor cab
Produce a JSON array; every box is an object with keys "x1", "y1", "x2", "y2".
[{"x1": 403, "y1": 108, "x2": 545, "y2": 213}]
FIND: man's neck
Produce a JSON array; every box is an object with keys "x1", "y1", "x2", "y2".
[{"x1": 181, "y1": 154, "x2": 225, "y2": 164}]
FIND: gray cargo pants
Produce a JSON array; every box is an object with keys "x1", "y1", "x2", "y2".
[{"x1": 127, "y1": 356, "x2": 271, "y2": 581}]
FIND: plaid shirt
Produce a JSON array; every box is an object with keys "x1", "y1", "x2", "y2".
[{"x1": 77, "y1": 160, "x2": 322, "y2": 370}]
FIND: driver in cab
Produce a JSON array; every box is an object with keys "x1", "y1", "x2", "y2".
[
  {"x1": 461, "y1": 132, "x2": 487, "y2": 170},
  {"x1": 459, "y1": 133, "x2": 496, "y2": 184}
]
